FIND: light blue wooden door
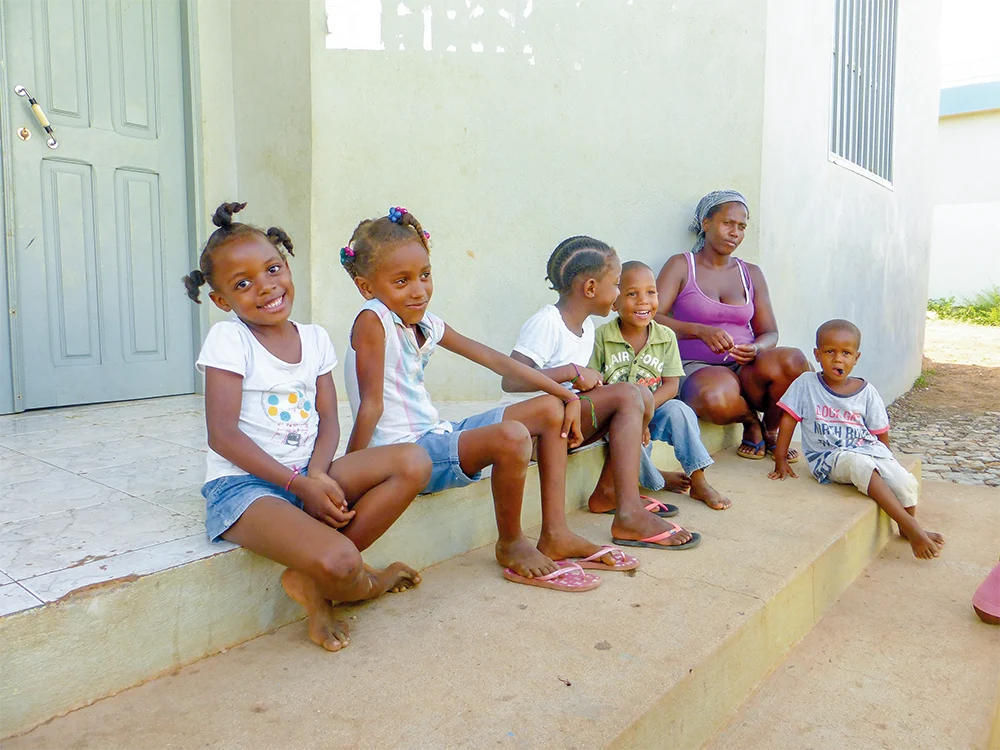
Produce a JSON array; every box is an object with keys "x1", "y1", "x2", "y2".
[{"x1": 4, "y1": 0, "x2": 194, "y2": 409}]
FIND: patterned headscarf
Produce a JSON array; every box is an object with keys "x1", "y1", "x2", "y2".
[{"x1": 688, "y1": 190, "x2": 750, "y2": 252}]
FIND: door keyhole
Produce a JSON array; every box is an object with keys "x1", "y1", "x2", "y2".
[{"x1": 17, "y1": 127, "x2": 31, "y2": 141}]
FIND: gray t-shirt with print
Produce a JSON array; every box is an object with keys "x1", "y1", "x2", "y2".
[{"x1": 777, "y1": 372, "x2": 893, "y2": 483}]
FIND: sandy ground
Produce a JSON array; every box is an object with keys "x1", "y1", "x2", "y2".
[{"x1": 889, "y1": 317, "x2": 1000, "y2": 418}]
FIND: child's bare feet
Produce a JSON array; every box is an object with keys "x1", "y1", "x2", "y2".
[
  {"x1": 368, "y1": 562, "x2": 422, "y2": 593},
  {"x1": 496, "y1": 536, "x2": 558, "y2": 578},
  {"x1": 689, "y1": 471, "x2": 731, "y2": 510},
  {"x1": 611, "y1": 507, "x2": 693, "y2": 546},
  {"x1": 660, "y1": 471, "x2": 691, "y2": 494},
  {"x1": 907, "y1": 530, "x2": 945, "y2": 559},
  {"x1": 537, "y1": 529, "x2": 614, "y2": 565},
  {"x1": 586, "y1": 479, "x2": 618, "y2": 514},
  {"x1": 281, "y1": 569, "x2": 351, "y2": 652}
]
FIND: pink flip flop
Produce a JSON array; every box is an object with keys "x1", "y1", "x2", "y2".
[
  {"x1": 598, "y1": 496, "x2": 680, "y2": 518},
  {"x1": 557, "y1": 546, "x2": 639, "y2": 572},
  {"x1": 502, "y1": 562, "x2": 601, "y2": 592},
  {"x1": 613, "y1": 522, "x2": 702, "y2": 550},
  {"x1": 973, "y1": 561, "x2": 1000, "y2": 624}
]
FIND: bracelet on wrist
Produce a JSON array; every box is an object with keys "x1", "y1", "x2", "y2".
[{"x1": 284, "y1": 466, "x2": 301, "y2": 492}]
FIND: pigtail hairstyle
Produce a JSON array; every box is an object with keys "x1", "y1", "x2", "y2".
[
  {"x1": 182, "y1": 201, "x2": 294, "y2": 303},
  {"x1": 340, "y1": 207, "x2": 430, "y2": 280},
  {"x1": 545, "y1": 235, "x2": 615, "y2": 294}
]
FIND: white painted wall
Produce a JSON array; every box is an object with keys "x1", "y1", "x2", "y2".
[
  {"x1": 929, "y1": 109, "x2": 1000, "y2": 300},
  {"x1": 758, "y1": 0, "x2": 942, "y2": 402},
  {"x1": 308, "y1": 0, "x2": 768, "y2": 399}
]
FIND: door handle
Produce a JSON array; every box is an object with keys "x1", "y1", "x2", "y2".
[{"x1": 13, "y1": 85, "x2": 58, "y2": 149}]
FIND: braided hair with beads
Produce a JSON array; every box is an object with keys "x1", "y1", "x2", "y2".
[
  {"x1": 182, "y1": 202, "x2": 294, "y2": 303},
  {"x1": 340, "y1": 206, "x2": 430, "y2": 280}
]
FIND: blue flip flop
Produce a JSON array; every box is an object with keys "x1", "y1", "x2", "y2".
[{"x1": 737, "y1": 438, "x2": 767, "y2": 460}]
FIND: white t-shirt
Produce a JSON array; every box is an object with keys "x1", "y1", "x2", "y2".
[
  {"x1": 196, "y1": 318, "x2": 338, "y2": 483},
  {"x1": 344, "y1": 298, "x2": 451, "y2": 447},
  {"x1": 503, "y1": 304, "x2": 595, "y2": 403}
]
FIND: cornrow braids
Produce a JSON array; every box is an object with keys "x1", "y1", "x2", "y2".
[
  {"x1": 545, "y1": 235, "x2": 616, "y2": 294},
  {"x1": 181, "y1": 201, "x2": 295, "y2": 303},
  {"x1": 340, "y1": 207, "x2": 430, "y2": 280}
]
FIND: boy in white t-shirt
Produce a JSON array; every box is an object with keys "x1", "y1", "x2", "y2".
[
  {"x1": 503, "y1": 236, "x2": 700, "y2": 551},
  {"x1": 770, "y1": 319, "x2": 945, "y2": 560}
]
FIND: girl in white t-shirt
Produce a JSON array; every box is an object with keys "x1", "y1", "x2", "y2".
[
  {"x1": 184, "y1": 202, "x2": 432, "y2": 653},
  {"x1": 503, "y1": 236, "x2": 700, "y2": 550},
  {"x1": 343, "y1": 207, "x2": 641, "y2": 593}
]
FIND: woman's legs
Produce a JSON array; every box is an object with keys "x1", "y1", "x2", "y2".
[
  {"x1": 502, "y1": 395, "x2": 607, "y2": 562},
  {"x1": 739, "y1": 347, "x2": 811, "y2": 458},
  {"x1": 223, "y1": 444, "x2": 432, "y2": 652},
  {"x1": 680, "y1": 365, "x2": 763, "y2": 457},
  {"x1": 579, "y1": 383, "x2": 694, "y2": 546},
  {"x1": 454, "y1": 421, "x2": 559, "y2": 577}
]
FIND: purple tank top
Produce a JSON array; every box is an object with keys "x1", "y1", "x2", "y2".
[{"x1": 672, "y1": 252, "x2": 756, "y2": 364}]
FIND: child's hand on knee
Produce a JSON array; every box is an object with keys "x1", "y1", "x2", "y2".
[
  {"x1": 575, "y1": 367, "x2": 604, "y2": 391},
  {"x1": 768, "y1": 459, "x2": 797, "y2": 481},
  {"x1": 642, "y1": 426, "x2": 651, "y2": 447},
  {"x1": 562, "y1": 400, "x2": 584, "y2": 449},
  {"x1": 298, "y1": 475, "x2": 355, "y2": 528}
]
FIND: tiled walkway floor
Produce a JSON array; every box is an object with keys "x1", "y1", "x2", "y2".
[{"x1": 0, "y1": 395, "x2": 497, "y2": 617}]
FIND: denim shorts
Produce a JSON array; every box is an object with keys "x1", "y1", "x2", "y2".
[
  {"x1": 202, "y1": 468, "x2": 308, "y2": 543},
  {"x1": 416, "y1": 406, "x2": 506, "y2": 495}
]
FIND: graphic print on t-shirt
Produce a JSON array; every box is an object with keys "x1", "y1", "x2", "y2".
[
  {"x1": 605, "y1": 350, "x2": 664, "y2": 389},
  {"x1": 262, "y1": 381, "x2": 314, "y2": 448},
  {"x1": 811, "y1": 403, "x2": 874, "y2": 448}
]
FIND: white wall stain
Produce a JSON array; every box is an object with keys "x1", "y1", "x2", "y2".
[
  {"x1": 327, "y1": 0, "x2": 624, "y2": 58},
  {"x1": 422, "y1": 6, "x2": 433, "y2": 50}
]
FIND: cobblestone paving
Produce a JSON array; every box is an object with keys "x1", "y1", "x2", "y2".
[{"x1": 890, "y1": 412, "x2": 1000, "y2": 487}]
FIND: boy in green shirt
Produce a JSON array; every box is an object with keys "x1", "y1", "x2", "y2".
[{"x1": 590, "y1": 262, "x2": 731, "y2": 510}]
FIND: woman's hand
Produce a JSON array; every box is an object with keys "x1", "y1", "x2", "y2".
[
  {"x1": 727, "y1": 343, "x2": 759, "y2": 365},
  {"x1": 574, "y1": 367, "x2": 604, "y2": 391},
  {"x1": 696, "y1": 325, "x2": 736, "y2": 354},
  {"x1": 562, "y1": 399, "x2": 584, "y2": 449},
  {"x1": 294, "y1": 474, "x2": 355, "y2": 528}
]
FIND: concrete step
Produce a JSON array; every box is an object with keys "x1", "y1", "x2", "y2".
[
  {"x1": 0, "y1": 418, "x2": 740, "y2": 738},
  {"x1": 4, "y1": 445, "x2": 907, "y2": 748},
  {"x1": 704, "y1": 480, "x2": 1000, "y2": 750}
]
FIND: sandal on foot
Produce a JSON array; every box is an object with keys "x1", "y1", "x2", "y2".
[
  {"x1": 557, "y1": 546, "x2": 639, "y2": 572},
  {"x1": 737, "y1": 439, "x2": 767, "y2": 460},
  {"x1": 765, "y1": 442, "x2": 800, "y2": 463},
  {"x1": 613, "y1": 522, "x2": 702, "y2": 551},
  {"x1": 599, "y1": 495, "x2": 680, "y2": 518},
  {"x1": 502, "y1": 562, "x2": 601, "y2": 592}
]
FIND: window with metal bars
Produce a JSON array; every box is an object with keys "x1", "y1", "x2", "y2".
[{"x1": 830, "y1": 0, "x2": 898, "y2": 185}]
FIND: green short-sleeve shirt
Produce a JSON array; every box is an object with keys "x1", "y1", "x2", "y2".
[{"x1": 589, "y1": 318, "x2": 684, "y2": 391}]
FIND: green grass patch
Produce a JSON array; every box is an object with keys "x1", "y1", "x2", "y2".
[{"x1": 928, "y1": 285, "x2": 1000, "y2": 326}]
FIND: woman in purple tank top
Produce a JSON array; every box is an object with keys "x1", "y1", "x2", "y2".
[{"x1": 654, "y1": 191, "x2": 810, "y2": 461}]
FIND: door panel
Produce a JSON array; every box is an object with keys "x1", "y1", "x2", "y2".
[{"x1": 5, "y1": 0, "x2": 194, "y2": 409}]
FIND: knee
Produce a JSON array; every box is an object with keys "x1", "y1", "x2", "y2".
[
  {"x1": 312, "y1": 545, "x2": 364, "y2": 590},
  {"x1": 775, "y1": 348, "x2": 810, "y2": 382},
  {"x1": 399, "y1": 444, "x2": 433, "y2": 487},
  {"x1": 697, "y1": 387, "x2": 742, "y2": 423},
  {"x1": 538, "y1": 395, "x2": 565, "y2": 429},
  {"x1": 613, "y1": 383, "x2": 646, "y2": 415},
  {"x1": 639, "y1": 386, "x2": 654, "y2": 421},
  {"x1": 494, "y1": 421, "x2": 533, "y2": 463}
]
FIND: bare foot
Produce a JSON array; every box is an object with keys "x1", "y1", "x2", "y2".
[
  {"x1": 369, "y1": 562, "x2": 422, "y2": 593},
  {"x1": 908, "y1": 530, "x2": 944, "y2": 560},
  {"x1": 281, "y1": 569, "x2": 351, "y2": 652},
  {"x1": 611, "y1": 506, "x2": 693, "y2": 546},
  {"x1": 689, "y1": 471, "x2": 731, "y2": 510},
  {"x1": 660, "y1": 471, "x2": 691, "y2": 494},
  {"x1": 587, "y1": 480, "x2": 618, "y2": 514},
  {"x1": 496, "y1": 536, "x2": 558, "y2": 578},
  {"x1": 537, "y1": 529, "x2": 612, "y2": 564},
  {"x1": 765, "y1": 431, "x2": 799, "y2": 462}
]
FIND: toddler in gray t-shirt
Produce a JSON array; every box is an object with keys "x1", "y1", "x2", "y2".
[{"x1": 769, "y1": 319, "x2": 944, "y2": 560}]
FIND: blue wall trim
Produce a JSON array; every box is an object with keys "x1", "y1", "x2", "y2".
[{"x1": 940, "y1": 81, "x2": 1000, "y2": 117}]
